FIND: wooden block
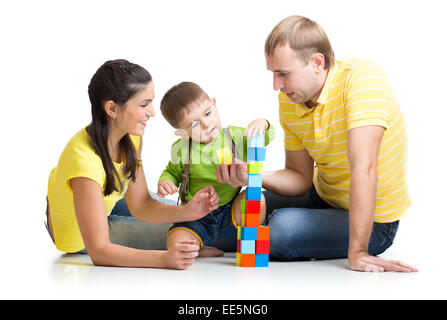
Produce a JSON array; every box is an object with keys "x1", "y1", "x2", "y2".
[
  {"x1": 247, "y1": 174, "x2": 262, "y2": 188},
  {"x1": 216, "y1": 147, "x2": 232, "y2": 164},
  {"x1": 255, "y1": 254, "x2": 269, "y2": 267},
  {"x1": 237, "y1": 239, "x2": 241, "y2": 253},
  {"x1": 248, "y1": 134, "x2": 265, "y2": 148},
  {"x1": 240, "y1": 199, "x2": 246, "y2": 213},
  {"x1": 256, "y1": 240, "x2": 270, "y2": 254},
  {"x1": 245, "y1": 213, "x2": 260, "y2": 227},
  {"x1": 240, "y1": 254, "x2": 256, "y2": 267},
  {"x1": 239, "y1": 227, "x2": 257, "y2": 240},
  {"x1": 257, "y1": 226, "x2": 270, "y2": 240},
  {"x1": 246, "y1": 187, "x2": 262, "y2": 200},
  {"x1": 241, "y1": 212, "x2": 245, "y2": 227},
  {"x1": 247, "y1": 161, "x2": 263, "y2": 174},
  {"x1": 240, "y1": 240, "x2": 255, "y2": 254},
  {"x1": 246, "y1": 200, "x2": 261, "y2": 213},
  {"x1": 248, "y1": 147, "x2": 266, "y2": 161},
  {"x1": 236, "y1": 252, "x2": 242, "y2": 266}
]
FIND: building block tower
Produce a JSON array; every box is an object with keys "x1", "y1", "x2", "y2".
[{"x1": 236, "y1": 134, "x2": 269, "y2": 267}]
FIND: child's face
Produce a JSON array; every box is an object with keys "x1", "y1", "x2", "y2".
[{"x1": 177, "y1": 98, "x2": 222, "y2": 144}]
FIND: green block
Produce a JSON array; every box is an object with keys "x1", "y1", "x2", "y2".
[
  {"x1": 248, "y1": 161, "x2": 263, "y2": 174},
  {"x1": 240, "y1": 199, "x2": 246, "y2": 213}
]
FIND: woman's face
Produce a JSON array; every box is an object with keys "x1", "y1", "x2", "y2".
[{"x1": 115, "y1": 81, "x2": 155, "y2": 136}]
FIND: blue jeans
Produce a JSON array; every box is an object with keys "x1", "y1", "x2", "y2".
[
  {"x1": 169, "y1": 199, "x2": 237, "y2": 247},
  {"x1": 263, "y1": 185, "x2": 399, "y2": 260}
]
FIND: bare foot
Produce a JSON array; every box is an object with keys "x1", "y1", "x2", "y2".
[{"x1": 198, "y1": 246, "x2": 225, "y2": 257}]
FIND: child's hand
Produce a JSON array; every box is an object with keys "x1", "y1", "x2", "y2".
[
  {"x1": 244, "y1": 118, "x2": 269, "y2": 140},
  {"x1": 157, "y1": 179, "x2": 179, "y2": 198},
  {"x1": 162, "y1": 240, "x2": 199, "y2": 270}
]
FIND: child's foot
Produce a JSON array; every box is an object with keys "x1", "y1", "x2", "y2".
[{"x1": 198, "y1": 246, "x2": 225, "y2": 257}]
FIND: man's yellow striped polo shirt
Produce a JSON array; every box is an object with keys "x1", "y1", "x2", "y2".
[{"x1": 279, "y1": 58, "x2": 410, "y2": 222}]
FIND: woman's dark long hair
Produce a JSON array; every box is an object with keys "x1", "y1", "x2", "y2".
[{"x1": 87, "y1": 59, "x2": 152, "y2": 196}]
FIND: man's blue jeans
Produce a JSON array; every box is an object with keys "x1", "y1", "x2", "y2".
[{"x1": 264, "y1": 185, "x2": 399, "y2": 260}]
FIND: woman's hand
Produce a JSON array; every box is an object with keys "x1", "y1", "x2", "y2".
[
  {"x1": 162, "y1": 240, "x2": 199, "y2": 270},
  {"x1": 157, "y1": 179, "x2": 179, "y2": 198},
  {"x1": 183, "y1": 185, "x2": 219, "y2": 221},
  {"x1": 244, "y1": 118, "x2": 269, "y2": 140}
]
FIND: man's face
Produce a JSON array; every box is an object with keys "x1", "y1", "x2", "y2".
[{"x1": 266, "y1": 44, "x2": 321, "y2": 106}]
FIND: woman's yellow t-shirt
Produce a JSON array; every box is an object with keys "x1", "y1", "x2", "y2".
[{"x1": 47, "y1": 127, "x2": 141, "y2": 253}]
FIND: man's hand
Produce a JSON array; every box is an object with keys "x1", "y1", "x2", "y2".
[
  {"x1": 216, "y1": 157, "x2": 248, "y2": 188},
  {"x1": 183, "y1": 185, "x2": 219, "y2": 221},
  {"x1": 349, "y1": 251, "x2": 418, "y2": 272}
]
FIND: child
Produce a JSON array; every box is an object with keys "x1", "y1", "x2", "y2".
[{"x1": 158, "y1": 81, "x2": 275, "y2": 256}]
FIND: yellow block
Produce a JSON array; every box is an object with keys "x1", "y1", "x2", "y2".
[{"x1": 216, "y1": 147, "x2": 232, "y2": 164}]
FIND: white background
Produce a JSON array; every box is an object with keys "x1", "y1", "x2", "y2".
[{"x1": 1, "y1": 0, "x2": 446, "y2": 299}]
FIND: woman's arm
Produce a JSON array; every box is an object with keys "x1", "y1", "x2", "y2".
[{"x1": 71, "y1": 177, "x2": 199, "y2": 269}]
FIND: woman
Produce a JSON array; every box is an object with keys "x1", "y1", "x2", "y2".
[{"x1": 46, "y1": 59, "x2": 221, "y2": 269}]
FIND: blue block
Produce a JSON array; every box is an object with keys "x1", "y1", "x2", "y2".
[
  {"x1": 247, "y1": 147, "x2": 256, "y2": 161},
  {"x1": 255, "y1": 254, "x2": 269, "y2": 267},
  {"x1": 246, "y1": 187, "x2": 262, "y2": 200},
  {"x1": 247, "y1": 147, "x2": 266, "y2": 161},
  {"x1": 240, "y1": 227, "x2": 257, "y2": 240},
  {"x1": 248, "y1": 134, "x2": 265, "y2": 148},
  {"x1": 240, "y1": 240, "x2": 256, "y2": 254},
  {"x1": 247, "y1": 174, "x2": 262, "y2": 187}
]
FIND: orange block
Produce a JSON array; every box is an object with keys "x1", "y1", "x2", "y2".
[
  {"x1": 245, "y1": 213, "x2": 260, "y2": 227},
  {"x1": 240, "y1": 253, "x2": 256, "y2": 267},
  {"x1": 257, "y1": 226, "x2": 270, "y2": 240}
]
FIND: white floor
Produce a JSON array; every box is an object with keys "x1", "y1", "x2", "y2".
[{"x1": 2, "y1": 215, "x2": 446, "y2": 300}]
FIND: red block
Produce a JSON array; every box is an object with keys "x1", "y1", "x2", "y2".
[
  {"x1": 246, "y1": 200, "x2": 261, "y2": 214},
  {"x1": 256, "y1": 240, "x2": 270, "y2": 254}
]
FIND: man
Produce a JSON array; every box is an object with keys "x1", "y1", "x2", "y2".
[{"x1": 217, "y1": 15, "x2": 417, "y2": 272}]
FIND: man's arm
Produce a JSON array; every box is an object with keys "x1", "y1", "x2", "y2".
[
  {"x1": 216, "y1": 148, "x2": 314, "y2": 197},
  {"x1": 347, "y1": 125, "x2": 417, "y2": 272},
  {"x1": 262, "y1": 149, "x2": 314, "y2": 196}
]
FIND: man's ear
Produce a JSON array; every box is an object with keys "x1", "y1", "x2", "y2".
[
  {"x1": 311, "y1": 53, "x2": 325, "y2": 73},
  {"x1": 174, "y1": 129, "x2": 190, "y2": 139},
  {"x1": 104, "y1": 100, "x2": 118, "y2": 119}
]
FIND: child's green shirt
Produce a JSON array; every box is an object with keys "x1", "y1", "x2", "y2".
[{"x1": 158, "y1": 123, "x2": 275, "y2": 205}]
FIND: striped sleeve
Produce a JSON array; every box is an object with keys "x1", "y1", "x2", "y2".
[{"x1": 345, "y1": 62, "x2": 394, "y2": 130}]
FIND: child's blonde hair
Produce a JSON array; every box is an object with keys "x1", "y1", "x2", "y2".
[{"x1": 265, "y1": 15, "x2": 335, "y2": 69}]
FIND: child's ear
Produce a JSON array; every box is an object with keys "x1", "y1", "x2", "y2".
[
  {"x1": 174, "y1": 129, "x2": 190, "y2": 139},
  {"x1": 211, "y1": 97, "x2": 217, "y2": 105}
]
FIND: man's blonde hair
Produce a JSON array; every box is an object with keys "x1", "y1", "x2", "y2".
[{"x1": 265, "y1": 15, "x2": 335, "y2": 69}]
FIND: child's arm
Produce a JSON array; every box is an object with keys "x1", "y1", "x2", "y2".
[
  {"x1": 244, "y1": 118, "x2": 275, "y2": 145},
  {"x1": 158, "y1": 162, "x2": 181, "y2": 197},
  {"x1": 157, "y1": 140, "x2": 185, "y2": 197}
]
